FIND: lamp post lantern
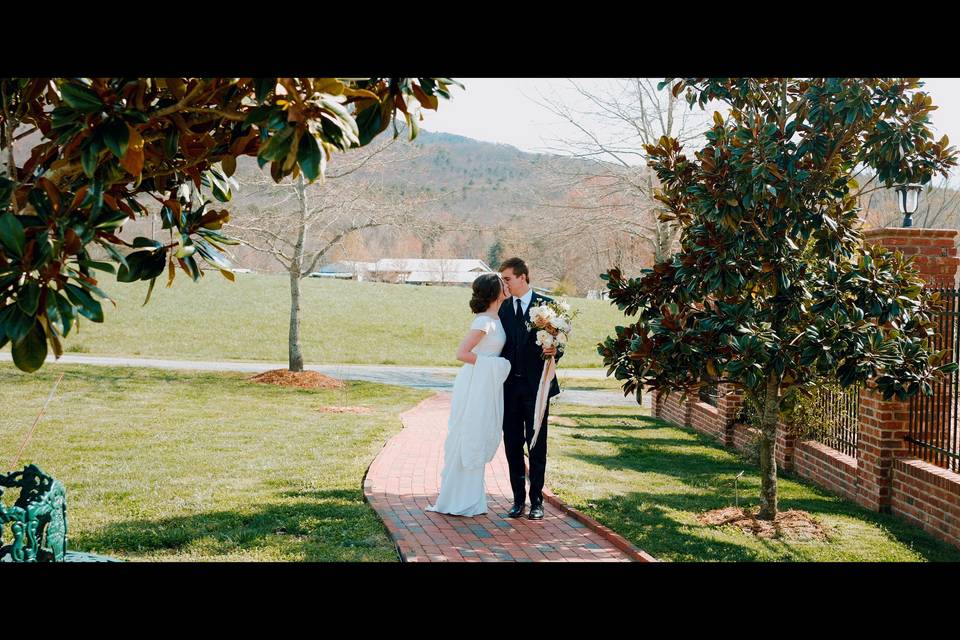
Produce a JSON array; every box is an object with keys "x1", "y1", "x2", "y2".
[{"x1": 894, "y1": 183, "x2": 923, "y2": 227}]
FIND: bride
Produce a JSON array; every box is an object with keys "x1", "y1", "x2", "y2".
[{"x1": 425, "y1": 273, "x2": 512, "y2": 517}]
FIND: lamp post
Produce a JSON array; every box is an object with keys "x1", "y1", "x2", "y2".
[{"x1": 894, "y1": 183, "x2": 923, "y2": 227}]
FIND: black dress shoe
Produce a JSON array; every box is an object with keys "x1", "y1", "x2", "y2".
[
  {"x1": 527, "y1": 503, "x2": 544, "y2": 520},
  {"x1": 507, "y1": 503, "x2": 525, "y2": 518}
]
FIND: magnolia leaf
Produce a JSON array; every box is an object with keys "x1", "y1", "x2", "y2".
[
  {"x1": 102, "y1": 119, "x2": 130, "y2": 159},
  {"x1": 60, "y1": 82, "x2": 104, "y2": 113},
  {"x1": 120, "y1": 125, "x2": 144, "y2": 176},
  {"x1": 63, "y1": 283, "x2": 104, "y2": 322},
  {"x1": 38, "y1": 314, "x2": 63, "y2": 359},
  {"x1": 11, "y1": 320, "x2": 47, "y2": 372},
  {"x1": 0, "y1": 212, "x2": 26, "y2": 257},
  {"x1": 298, "y1": 132, "x2": 322, "y2": 182},
  {"x1": 221, "y1": 155, "x2": 237, "y2": 178},
  {"x1": 143, "y1": 276, "x2": 157, "y2": 306},
  {"x1": 18, "y1": 280, "x2": 40, "y2": 316}
]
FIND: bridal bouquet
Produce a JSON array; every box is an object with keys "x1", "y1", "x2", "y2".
[
  {"x1": 525, "y1": 298, "x2": 579, "y2": 449},
  {"x1": 526, "y1": 298, "x2": 579, "y2": 359}
]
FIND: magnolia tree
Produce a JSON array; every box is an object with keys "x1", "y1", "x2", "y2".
[
  {"x1": 598, "y1": 78, "x2": 958, "y2": 520},
  {"x1": 0, "y1": 77, "x2": 459, "y2": 372}
]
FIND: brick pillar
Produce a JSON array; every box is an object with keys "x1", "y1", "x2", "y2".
[
  {"x1": 717, "y1": 383, "x2": 744, "y2": 447},
  {"x1": 857, "y1": 228, "x2": 959, "y2": 511},
  {"x1": 776, "y1": 424, "x2": 796, "y2": 472},
  {"x1": 856, "y1": 393, "x2": 912, "y2": 511},
  {"x1": 652, "y1": 388, "x2": 662, "y2": 419},
  {"x1": 863, "y1": 228, "x2": 959, "y2": 287}
]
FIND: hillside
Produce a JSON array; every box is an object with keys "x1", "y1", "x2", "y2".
[
  {"x1": 227, "y1": 127, "x2": 582, "y2": 224},
  {"x1": 18, "y1": 111, "x2": 955, "y2": 297}
]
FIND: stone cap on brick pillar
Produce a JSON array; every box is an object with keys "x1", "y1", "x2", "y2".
[{"x1": 863, "y1": 228, "x2": 959, "y2": 287}]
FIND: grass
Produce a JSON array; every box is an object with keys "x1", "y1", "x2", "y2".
[
  {"x1": 6, "y1": 272, "x2": 626, "y2": 368},
  {"x1": 0, "y1": 363, "x2": 431, "y2": 561},
  {"x1": 546, "y1": 403, "x2": 960, "y2": 562},
  {"x1": 556, "y1": 376, "x2": 625, "y2": 391}
]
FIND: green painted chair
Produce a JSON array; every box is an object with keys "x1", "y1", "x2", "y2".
[{"x1": 0, "y1": 464, "x2": 119, "y2": 562}]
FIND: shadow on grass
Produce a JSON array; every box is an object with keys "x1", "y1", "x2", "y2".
[
  {"x1": 555, "y1": 417, "x2": 960, "y2": 562},
  {"x1": 555, "y1": 412, "x2": 656, "y2": 422},
  {"x1": 70, "y1": 488, "x2": 395, "y2": 561}
]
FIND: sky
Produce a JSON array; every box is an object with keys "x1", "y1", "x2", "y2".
[{"x1": 421, "y1": 77, "x2": 960, "y2": 183}]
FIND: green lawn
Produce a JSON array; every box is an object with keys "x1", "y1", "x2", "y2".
[
  {"x1": 556, "y1": 376, "x2": 625, "y2": 391},
  {"x1": 5, "y1": 273, "x2": 625, "y2": 368},
  {"x1": 546, "y1": 403, "x2": 960, "y2": 562},
  {"x1": 13, "y1": 358, "x2": 948, "y2": 562},
  {"x1": 0, "y1": 363, "x2": 430, "y2": 561}
]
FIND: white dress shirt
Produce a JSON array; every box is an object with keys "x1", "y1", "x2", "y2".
[{"x1": 512, "y1": 288, "x2": 534, "y2": 316}]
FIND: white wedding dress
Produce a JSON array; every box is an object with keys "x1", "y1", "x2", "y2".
[{"x1": 425, "y1": 314, "x2": 511, "y2": 517}]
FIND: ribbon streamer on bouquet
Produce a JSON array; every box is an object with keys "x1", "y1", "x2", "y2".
[{"x1": 530, "y1": 355, "x2": 556, "y2": 451}]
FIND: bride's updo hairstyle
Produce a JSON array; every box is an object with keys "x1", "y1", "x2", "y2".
[{"x1": 470, "y1": 273, "x2": 503, "y2": 313}]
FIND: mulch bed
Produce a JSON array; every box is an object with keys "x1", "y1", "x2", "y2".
[
  {"x1": 315, "y1": 406, "x2": 374, "y2": 414},
  {"x1": 248, "y1": 369, "x2": 346, "y2": 390},
  {"x1": 697, "y1": 506, "x2": 828, "y2": 541}
]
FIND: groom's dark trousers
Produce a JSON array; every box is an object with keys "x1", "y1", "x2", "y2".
[{"x1": 502, "y1": 379, "x2": 549, "y2": 506}]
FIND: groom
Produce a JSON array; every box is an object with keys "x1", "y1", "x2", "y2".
[{"x1": 497, "y1": 257, "x2": 562, "y2": 520}]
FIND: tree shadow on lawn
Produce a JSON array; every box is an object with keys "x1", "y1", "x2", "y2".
[
  {"x1": 70, "y1": 488, "x2": 396, "y2": 561},
  {"x1": 554, "y1": 412, "x2": 654, "y2": 422},
  {"x1": 559, "y1": 424, "x2": 960, "y2": 562}
]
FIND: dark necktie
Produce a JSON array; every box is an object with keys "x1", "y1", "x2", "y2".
[{"x1": 514, "y1": 298, "x2": 525, "y2": 375}]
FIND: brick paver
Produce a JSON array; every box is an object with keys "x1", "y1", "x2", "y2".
[{"x1": 364, "y1": 392, "x2": 655, "y2": 562}]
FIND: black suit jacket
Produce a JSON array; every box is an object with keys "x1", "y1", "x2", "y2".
[{"x1": 498, "y1": 291, "x2": 563, "y2": 398}]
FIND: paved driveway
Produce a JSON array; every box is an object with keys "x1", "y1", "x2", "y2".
[{"x1": 0, "y1": 353, "x2": 650, "y2": 408}]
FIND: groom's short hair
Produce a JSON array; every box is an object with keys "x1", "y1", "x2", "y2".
[{"x1": 499, "y1": 257, "x2": 529, "y2": 283}]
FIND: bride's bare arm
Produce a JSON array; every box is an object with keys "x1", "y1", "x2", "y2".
[{"x1": 455, "y1": 329, "x2": 486, "y2": 365}]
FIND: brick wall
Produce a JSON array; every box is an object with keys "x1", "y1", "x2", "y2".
[
  {"x1": 652, "y1": 383, "x2": 744, "y2": 444},
  {"x1": 731, "y1": 422, "x2": 759, "y2": 452},
  {"x1": 689, "y1": 401, "x2": 727, "y2": 444},
  {"x1": 655, "y1": 390, "x2": 691, "y2": 429},
  {"x1": 794, "y1": 440, "x2": 859, "y2": 503},
  {"x1": 890, "y1": 458, "x2": 960, "y2": 549},
  {"x1": 729, "y1": 421, "x2": 795, "y2": 472}
]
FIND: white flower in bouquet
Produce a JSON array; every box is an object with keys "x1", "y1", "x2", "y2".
[
  {"x1": 536, "y1": 330, "x2": 555, "y2": 348},
  {"x1": 555, "y1": 331, "x2": 568, "y2": 346}
]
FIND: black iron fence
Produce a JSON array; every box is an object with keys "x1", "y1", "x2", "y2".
[
  {"x1": 908, "y1": 287, "x2": 960, "y2": 474},
  {"x1": 812, "y1": 383, "x2": 860, "y2": 458}
]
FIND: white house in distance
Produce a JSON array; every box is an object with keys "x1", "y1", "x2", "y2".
[{"x1": 310, "y1": 258, "x2": 493, "y2": 286}]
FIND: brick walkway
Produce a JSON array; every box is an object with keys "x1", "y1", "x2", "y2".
[{"x1": 363, "y1": 393, "x2": 655, "y2": 562}]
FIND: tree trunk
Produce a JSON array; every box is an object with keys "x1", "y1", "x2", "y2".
[
  {"x1": 288, "y1": 269, "x2": 304, "y2": 372},
  {"x1": 1, "y1": 88, "x2": 20, "y2": 206},
  {"x1": 288, "y1": 175, "x2": 309, "y2": 372},
  {"x1": 757, "y1": 373, "x2": 781, "y2": 520}
]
